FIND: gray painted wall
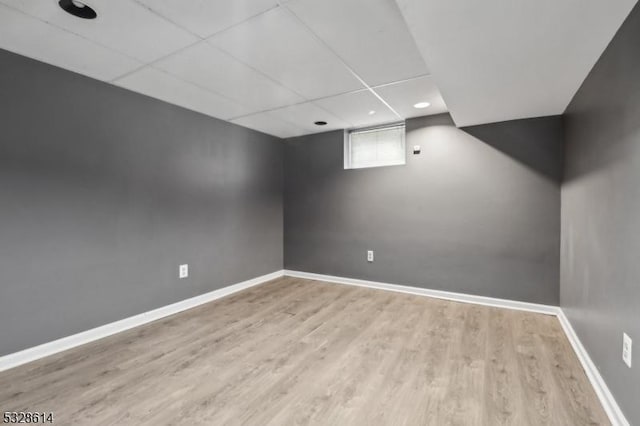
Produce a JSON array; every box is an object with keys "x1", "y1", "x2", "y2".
[
  {"x1": 284, "y1": 114, "x2": 562, "y2": 305},
  {"x1": 562, "y1": 3, "x2": 640, "y2": 424},
  {"x1": 0, "y1": 49, "x2": 283, "y2": 356}
]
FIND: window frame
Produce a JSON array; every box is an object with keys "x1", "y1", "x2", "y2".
[{"x1": 344, "y1": 122, "x2": 407, "y2": 170}]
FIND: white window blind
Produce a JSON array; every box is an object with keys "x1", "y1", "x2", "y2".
[{"x1": 345, "y1": 123, "x2": 406, "y2": 169}]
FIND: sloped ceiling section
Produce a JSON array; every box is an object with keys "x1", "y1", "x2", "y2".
[{"x1": 394, "y1": 0, "x2": 637, "y2": 127}]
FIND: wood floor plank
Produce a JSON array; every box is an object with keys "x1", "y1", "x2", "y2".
[
  {"x1": 483, "y1": 308, "x2": 525, "y2": 426},
  {"x1": 0, "y1": 277, "x2": 610, "y2": 425}
]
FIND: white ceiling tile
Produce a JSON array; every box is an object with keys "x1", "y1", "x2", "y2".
[
  {"x1": 231, "y1": 111, "x2": 307, "y2": 138},
  {"x1": 0, "y1": 0, "x2": 197, "y2": 63},
  {"x1": 286, "y1": 0, "x2": 428, "y2": 87},
  {"x1": 135, "y1": 0, "x2": 279, "y2": 38},
  {"x1": 114, "y1": 67, "x2": 254, "y2": 120},
  {"x1": 266, "y1": 101, "x2": 350, "y2": 133},
  {"x1": 0, "y1": 4, "x2": 140, "y2": 81},
  {"x1": 155, "y1": 41, "x2": 304, "y2": 111},
  {"x1": 373, "y1": 75, "x2": 448, "y2": 119},
  {"x1": 315, "y1": 90, "x2": 399, "y2": 128},
  {"x1": 210, "y1": 7, "x2": 364, "y2": 99}
]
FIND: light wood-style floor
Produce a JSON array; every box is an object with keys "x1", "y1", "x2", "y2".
[{"x1": 0, "y1": 277, "x2": 609, "y2": 425}]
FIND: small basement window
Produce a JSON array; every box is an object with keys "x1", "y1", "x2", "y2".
[{"x1": 344, "y1": 123, "x2": 406, "y2": 169}]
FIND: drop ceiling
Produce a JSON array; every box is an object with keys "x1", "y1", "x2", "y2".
[
  {"x1": 0, "y1": 0, "x2": 442, "y2": 138},
  {"x1": 0, "y1": 0, "x2": 635, "y2": 137}
]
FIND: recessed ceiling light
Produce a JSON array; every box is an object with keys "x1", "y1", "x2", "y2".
[
  {"x1": 413, "y1": 102, "x2": 431, "y2": 109},
  {"x1": 59, "y1": 0, "x2": 97, "y2": 19},
  {"x1": 314, "y1": 121, "x2": 327, "y2": 126},
  {"x1": 368, "y1": 110, "x2": 376, "y2": 115}
]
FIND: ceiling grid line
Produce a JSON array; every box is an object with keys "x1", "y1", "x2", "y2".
[
  {"x1": 145, "y1": 66, "x2": 253, "y2": 110},
  {"x1": 227, "y1": 72, "x2": 435, "y2": 122},
  {"x1": 202, "y1": 39, "x2": 311, "y2": 102},
  {"x1": 278, "y1": 3, "x2": 402, "y2": 121},
  {"x1": 130, "y1": 0, "x2": 205, "y2": 40},
  {"x1": 109, "y1": 38, "x2": 203, "y2": 83}
]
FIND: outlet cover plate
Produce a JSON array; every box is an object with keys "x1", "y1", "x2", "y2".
[
  {"x1": 623, "y1": 333, "x2": 632, "y2": 368},
  {"x1": 179, "y1": 264, "x2": 189, "y2": 279}
]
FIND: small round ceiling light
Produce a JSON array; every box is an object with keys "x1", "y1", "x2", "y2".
[
  {"x1": 413, "y1": 101, "x2": 431, "y2": 109},
  {"x1": 368, "y1": 110, "x2": 376, "y2": 115},
  {"x1": 59, "y1": 0, "x2": 97, "y2": 19},
  {"x1": 314, "y1": 121, "x2": 327, "y2": 126}
]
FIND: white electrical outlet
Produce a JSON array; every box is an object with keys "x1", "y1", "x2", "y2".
[
  {"x1": 623, "y1": 333, "x2": 632, "y2": 368},
  {"x1": 367, "y1": 250, "x2": 374, "y2": 262},
  {"x1": 179, "y1": 264, "x2": 189, "y2": 279}
]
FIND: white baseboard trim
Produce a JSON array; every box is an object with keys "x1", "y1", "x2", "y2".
[
  {"x1": 557, "y1": 310, "x2": 630, "y2": 426},
  {"x1": 284, "y1": 270, "x2": 560, "y2": 316},
  {"x1": 284, "y1": 269, "x2": 629, "y2": 426},
  {"x1": 0, "y1": 270, "x2": 284, "y2": 373}
]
